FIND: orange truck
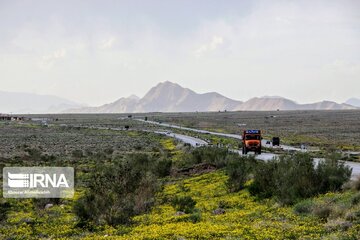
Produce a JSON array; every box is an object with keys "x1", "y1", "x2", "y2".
[{"x1": 242, "y1": 130, "x2": 262, "y2": 154}]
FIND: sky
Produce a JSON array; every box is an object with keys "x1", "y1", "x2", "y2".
[{"x1": 0, "y1": 0, "x2": 359, "y2": 106}]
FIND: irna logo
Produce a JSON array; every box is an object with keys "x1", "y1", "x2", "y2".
[
  {"x1": 7, "y1": 172, "x2": 69, "y2": 188},
  {"x1": 3, "y1": 167, "x2": 74, "y2": 198}
]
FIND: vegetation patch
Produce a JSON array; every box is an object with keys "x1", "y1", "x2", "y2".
[{"x1": 249, "y1": 153, "x2": 351, "y2": 205}]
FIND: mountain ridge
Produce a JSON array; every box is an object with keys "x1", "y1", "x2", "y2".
[{"x1": 65, "y1": 81, "x2": 357, "y2": 113}]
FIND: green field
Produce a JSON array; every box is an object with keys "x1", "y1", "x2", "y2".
[{"x1": 1, "y1": 112, "x2": 360, "y2": 239}]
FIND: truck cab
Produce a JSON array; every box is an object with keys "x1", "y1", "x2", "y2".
[{"x1": 242, "y1": 130, "x2": 262, "y2": 154}]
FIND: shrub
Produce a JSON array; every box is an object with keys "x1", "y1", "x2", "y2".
[
  {"x1": 226, "y1": 155, "x2": 256, "y2": 192},
  {"x1": 74, "y1": 154, "x2": 159, "y2": 226},
  {"x1": 188, "y1": 208, "x2": 202, "y2": 223},
  {"x1": 293, "y1": 199, "x2": 315, "y2": 215},
  {"x1": 0, "y1": 199, "x2": 11, "y2": 222},
  {"x1": 248, "y1": 160, "x2": 278, "y2": 199},
  {"x1": 249, "y1": 153, "x2": 352, "y2": 205},
  {"x1": 104, "y1": 147, "x2": 114, "y2": 155},
  {"x1": 134, "y1": 144, "x2": 142, "y2": 150},
  {"x1": 72, "y1": 149, "x2": 83, "y2": 158},
  {"x1": 190, "y1": 147, "x2": 229, "y2": 168},
  {"x1": 315, "y1": 156, "x2": 352, "y2": 193},
  {"x1": 312, "y1": 205, "x2": 332, "y2": 220},
  {"x1": 218, "y1": 200, "x2": 231, "y2": 209},
  {"x1": 171, "y1": 196, "x2": 197, "y2": 213},
  {"x1": 351, "y1": 192, "x2": 360, "y2": 206},
  {"x1": 40, "y1": 154, "x2": 56, "y2": 162},
  {"x1": 156, "y1": 158, "x2": 172, "y2": 177},
  {"x1": 25, "y1": 147, "x2": 42, "y2": 158},
  {"x1": 345, "y1": 210, "x2": 360, "y2": 223}
]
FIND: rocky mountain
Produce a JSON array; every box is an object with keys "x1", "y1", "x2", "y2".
[
  {"x1": 66, "y1": 81, "x2": 242, "y2": 113},
  {"x1": 0, "y1": 91, "x2": 82, "y2": 114},
  {"x1": 66, "y1": 81, "x2": 357, "y2": 113},
  {"x1": 135, "y1": 81, "x2": 241, "y2": 112},
  {"x1": 346, "y1": 98, "x2": 360, "y2": 107}
]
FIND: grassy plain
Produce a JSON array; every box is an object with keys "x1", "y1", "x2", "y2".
[
  {"x1": 0, "y1": 112, "x2": 359, "y2": 239},
  {"x1": 139, "y1": 110, "x2": 360, "y2": 151}
]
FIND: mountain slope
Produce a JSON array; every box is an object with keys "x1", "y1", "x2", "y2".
[
  {"x1": 234, "y1": 97, "x2": 299, "y2": 111},
  {"x1": 0, "y1": 91, "x2": 81, "y2": 114},
  {"x1": 346, "y1": 98, "x2": 360, "y2": 107},
  {"x1": 65, "y1": 81, "x2": 358, "y2": 113},
  {"x1": 66, "y1": 96, "x2": 140, "y2": 113},
  {"x1": 135, "y1": 81, "x2": 241, "y2": 112},
  {"x1": 301, "y1": 101, "x2": 356, "y2": 110},
  {"x1": 67, "y1": 81, "x2": 242, "y2": 113},
  {"x1": 234, "y1": 97, "x2": 356, "y2": 111}
]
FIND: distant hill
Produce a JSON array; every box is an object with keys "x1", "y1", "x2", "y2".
[
  {"x1": 66, "y1": 81, "x2": 242, "y2": 113},
  {"x1": 300, "y1": 101, "x2": 356, "y2": 110},
  {"x1": 135, "y1": 81, "x2": 241, "y2": 112},
  {"x1": 66, "y1": 81, "x2": 356, "y2": 113},
  {"x1": 0, "y1": 91, "x2": 82, "y2": 114},
  {"x1": 235, "y1": 97, "x2": 298, "y2": 110},
  {"x1": 234, "y1": 97, "x2": 355, "y2": 111},
  {"x1": 70, "y1": 95, "x2": 140, "y2": 113},
  {"x1": 346, "y1": 98, "x2": 360, "y2": 107}
]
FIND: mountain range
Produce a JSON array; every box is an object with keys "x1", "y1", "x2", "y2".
[
  {"x1": 65, "y1": 81, "x2": 357, "y2": 113},
  {"x1": 0, "y1": 82, "x2": 358, "y2": 114},
  {"x1": 0, "y1": 91, "x2": 82, "y2": 114}
]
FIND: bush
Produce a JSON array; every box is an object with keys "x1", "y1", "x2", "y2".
[
  {"x1": 249, "y1": 153, "x2": 352, "y2": 205},
  {"x1": 72, "y1": 149, "x2": 83, "y2": 158},
  {"x1": 345, "y1": 210, "x2": 360, "y2": 223},
  {"x1": 351, "y1": 192, "x2": 360, "y2": 206},
  {"x1": 190, "y1": 147, "x2": 229, "y2": 168},
  {"x1": 293, "y1": 199, "x2": 315, "y2": 215},
  {"x1": 226, "y1": 155, "x2": 256, "y2": 192},
  {"x1": 171, "y1": 196, "x2": 197, "y2": 213},
  {"x1": 312, "y1": 205, "x2": 332, "y2": 220},
  {"x1": 0, "y1": 199, "x2": 11, "y2": 222},
  {"x1": 188, "y1": 208, "x2": 201, "y2": 223},
  {"x1": 24, "y1": 147, "x2": 42, "y2": 160},
  {"x1": 156, "y1": 158, "x2": 172, "y2": 177},
  {"x1": 104, "y1": 147, "x2": 114, "y2": 155},
  {"x1": 218, "y1": 200, "x2": 231, "y2": 209},
  {"x1": 74, "y1": 154, "x2": 159, "y2": 226},
  {"x1": 248, "y1": 160, "x2": 277, "y2": 199},
  {"x1": 316, "y1": 156, "x2": 352, "y2": 193}
]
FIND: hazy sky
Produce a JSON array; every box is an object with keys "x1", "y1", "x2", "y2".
[{"x1": 0, "y1": 0, "x2": 359, "y2": 105}]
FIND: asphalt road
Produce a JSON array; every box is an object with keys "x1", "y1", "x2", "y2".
[
  {"x1": 137, "y1": 119, "x2": 360, "y2": 179},
  {"x1": 154, "y1": 131, "x2": 208, "y2": 147},
  {"x1": 136, "y1": 119, "x2": 304, "y2": 150},
  {"x1": 137, "y1": 119, "x2": 242, "y2": 139}
]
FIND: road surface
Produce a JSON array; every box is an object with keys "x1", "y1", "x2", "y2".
[
  {"x1": 136, "y1": 119, "x2": 242, "y2": 139},
  {"x1": 136, "y1": 119, "x2": 360, "y2": 179},
  {"x1": 136, "y1": 119, "x2": 306, "y2": 151},
  {"x1": 154, "y1": 131, "x2": 208, "y2": 147}
]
